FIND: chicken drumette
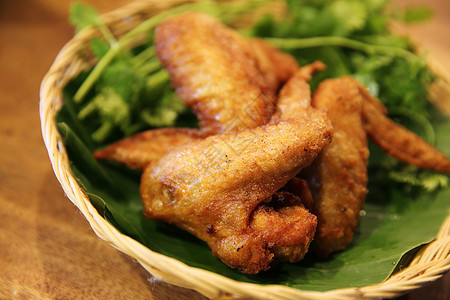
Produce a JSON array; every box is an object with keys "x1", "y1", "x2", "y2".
[{"x1": 303, "y1": 76, "x2": 450, "y2": 257}]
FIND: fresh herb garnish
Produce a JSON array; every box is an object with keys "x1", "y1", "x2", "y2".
[{"x1": 252, "y1": 0, "x2": 442, "y2": 190}]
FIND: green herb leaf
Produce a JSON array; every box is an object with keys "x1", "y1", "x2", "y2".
[
  {"x1": 69, "y1": 2, "x2": 101, "y2": 32},
  {"x1": 395, "y1": 4, "x2": 434, "y2": 23},
  {"x1": 56, "y1": 119, "x2": 450, "y2": 291},
  {"x1": 328, "y1": 0, "x2": 367, "y2": 36},
  {"x1": 389, "y1": 169, "x2": 449, "y2": 191},
  {"x1": 100, "y1": 59, "x2": 146, "y2": 104},
  {"x1": 90, "y1": 37, "x2": 110, "y2": 58}
]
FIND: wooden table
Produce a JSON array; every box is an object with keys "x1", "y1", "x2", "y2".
[{"x1": 0, "y1": 0, "x2": 448, "y2": 299}]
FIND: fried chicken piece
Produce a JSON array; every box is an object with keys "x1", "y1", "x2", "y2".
[
  {"x1": 359, "y1": 84, "x2": 450, "y2": 173},
  {"x1": 249, "y1": 38, "x2": 299, "y2": 92},
  {"x1": 93, "y1": 128, "x2": 203, "y2": 170},
  {"x1": 273, "y1": 61, "x2": 326, "y2": 121},
  {"x1": 281, "y1": 177, "x2": 314, "y2": 211},
  {"x1": 305, "y1": 77, "x2": 369, "y2": 258},
  {"x1": 306, "y1": 76, "x2": 450, "y2": 257},
  {"x1": 93, "y1": 15, "x2": 301, "y2": 170},
  {"x1": 155, "y1": 12, "x2": 297, "y2": 135},
  {"x1": 140, "y1": 116, "x2": 333, "y2": 274},
  {"x1": 247, "y1": 192, "x2": 317, "y2": 264}
]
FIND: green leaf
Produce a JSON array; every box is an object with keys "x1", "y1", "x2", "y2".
[
  {"x1": 374, "y1": 57, "x2": 433, "y2": 112},
  {"x1": 395, "y1": 5, "x2": 434, "y2": 23},
  {"x1": 69, "y1": 2, "x2": 101, "y2": 32},
  {"x1": 57, "y1": 63, "x2": 450, "y2": 291},
  {"x1": 140, "y1": 90, "x2": 189, "y2": 128},
  {"x1": 328, "y1": 0, "x2": 367, "y2": 36},
  {"x1": 90, "y1": 38, "x2": 110, "y2": 58},
  {"x1": 57, "y1": 122, "x2": 112, "y2": 186},
  {"x1": 389, "y1": 168, "x2": 449, "y2": 192},
  {"x1": 252, "y1": 14, "x2": 277, "y2": 37},
  {"x1": 94, "y1": 91, "x2": 129, "y2": 124},
  {"x1": 56, "y1": 117, "x2": 450, "y2": 290},
  {"x1": 100, "y1": 59, "x2": 146, "y2": 103},
  {"x1": 366, "y1": 0, "x2": 389, "y2": 11}
]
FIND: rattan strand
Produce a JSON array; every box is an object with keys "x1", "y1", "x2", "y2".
[{"x1": 40, "y1": 0, "x2": 450, "y2": 299}]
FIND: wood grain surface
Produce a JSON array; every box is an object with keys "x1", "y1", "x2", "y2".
[{"x1": 0, "y1": 0, "x2": 448, "y2": 299}]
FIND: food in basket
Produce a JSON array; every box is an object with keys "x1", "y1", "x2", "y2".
[
  {"x1": 140, "y1": 115, "x2": 332, "y2": 274},
  {"x1": 93, "y1": 12, "x2": 450, "y2": 274},
  {"x1": 154, "y1": 11, "x2": 298, "y2": 135},
  {"x1": 50, "y1": 1, "x2": 450, "y2": 291},
  {"x1": 94, "y1": 128, "x2": 205, "y2": 170},
  {"x1": 303, "y1": 76, "x2": 450, "y2": 258}
]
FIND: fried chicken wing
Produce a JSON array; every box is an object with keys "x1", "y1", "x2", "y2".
[
  {"x1": 94, "y1": 13, "x2": 301, "y2": 171},
  {"x1": 140, "y1": 116, "x2": 332, "y2": 274},
  {"x1": 244, "y1": 192, "x2": 317, "y2": 264},
  {"x1": 155, "y1": 12, "x2": 297, "y2": 135},
  {"x1": 281, "y1": 177, "x2": 314, "y2": 211},
  {"x1": 359, "y1": 84, "x2": 450, "y2": 173},
  {"x1": 305, "y1": 76, "x2": 450, "y2": 257},
  {"x1": 249, "y1": 38, "x2": 299, "y2": 92},
  {"x1": 91, "y1": 59, "x2": 302, "y2": 171},
  {"x1": 305, "y1": 77, "x2": 369, "y2": 258},
  {"x1": 93, "y1": 128, "x2": 204, "y2": 170},
  {"x1": 273, "y1": 61, "x2": 326, "y2": 121}
]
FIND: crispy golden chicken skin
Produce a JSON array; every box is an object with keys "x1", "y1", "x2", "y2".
[
  {"x1": 94, "y1": 13, "x2": 301, "y2": 171},
  {"x1": 247, "y1": 192, "x2": 317, "y2": 264},
  {"x1": 273, "y1": 61, "x2": 326, "y2": 121},
  {"x1": 93, "y1": 128, "x2": 204, "y2": 170},
  {"x1": 281, "y1": 177, "x2": 314, "y2": 212},
  {"x1": 155, "y1": 12, "x2": 297, "y2": 135},
  {"x1": 249, "y1": 38, "x2": 300, "y2": 92},
  {"x1": 140, "y1": 116, "x2": 332, "y2": 274},
  {"x1": 92, "y1": 55, "x2": 306, "y2": 171},
  {"x1": 305, "y1": 77, "x2": 369, "y2": 258},
  {"x1": 305, "y1": 76, "x2": 450, "y2": 257},
  {"x1": 359, "y1": 84, "x2": 450, "y2": 173}
]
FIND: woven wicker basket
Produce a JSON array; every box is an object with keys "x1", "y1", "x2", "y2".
[{"x1": 40, "y1": 0, "x2": 450, "y2": 299}]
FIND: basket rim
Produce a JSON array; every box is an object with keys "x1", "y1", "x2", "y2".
[{"x1": 39, "y1": 1, "x2": 450, "y2": 299}]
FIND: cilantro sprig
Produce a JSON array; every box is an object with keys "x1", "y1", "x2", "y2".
[{"x1": 251, "y1": 0, "x2": 445, "y2": 190}]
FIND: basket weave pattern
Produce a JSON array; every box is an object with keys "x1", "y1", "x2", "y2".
[{"x1": 40, "y1": 1, "x2": 450, "y2": 299}]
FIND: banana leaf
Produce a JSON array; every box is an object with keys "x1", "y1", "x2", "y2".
[{"x1": 55, "y1": 86, "x2": 450, "y2": 291}]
